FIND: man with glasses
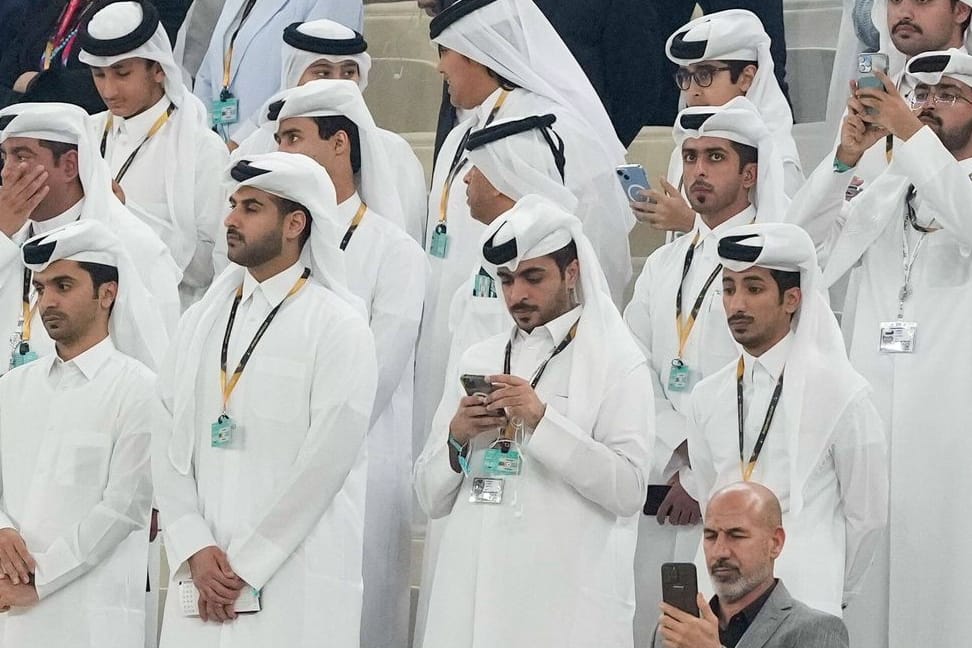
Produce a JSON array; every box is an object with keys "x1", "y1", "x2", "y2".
[
  {"x1": 785, "y1": 48, "x2": 972, "y2": 648},
  {"x1": 631, "y1": 10, "x2": 801, "y2": 234}
]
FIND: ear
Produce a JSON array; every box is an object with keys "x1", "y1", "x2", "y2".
[
  {"x1": 769, "y1": 527, "x2": 786, "y2": 560},
  {"x1": 564, "y1": 258, "x2": 580, "y2": 290},
  {"x1": 333, "y1": 130, "x2": 351, "y2": 158},
  {"x1": 738, "y1": 64, "x2": 758, "y2": 93},
  {"x1": 150, "y1": 61, "x2": 165, "y2": 84},
  {"x1": 741, "y1": 162, "x2": 758, "y2": 190},
  {"x1": 956, "y1": 2, "x2": 972, "y2": 25},
  {"x1": 59, "y1": 149, "x2": 81, "y2": 182},
  {"x1": 283, "y1": 208, "x2": 308, "y2": 244},
  {"x1": 98, "y1": 281, "x2": 118, "y2": 311},
  {"x1": 783, "y1": 286, "x2": 802, "y2": 316}
]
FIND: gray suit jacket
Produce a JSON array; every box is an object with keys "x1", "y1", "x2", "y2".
[{"x1": 650, "y1": 582, "x2": 849, "y2": 648}]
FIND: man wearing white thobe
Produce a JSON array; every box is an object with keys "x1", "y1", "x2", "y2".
[
  {"x1": 0, "y1": 219, "x2": 161, "y2": 646},
  {"x1": 155, "y1": 152, "x2": 376, "y2": 648},
  {"x1": 683, "y1": 222, "x2": 887, "y2": 616},
  {"x1": 786, "y1": 47, "x2": 972, "y2": 648},
  {"x1": 269, "y1": 80, "x2": 428, "y2": 648},
  {"x1": 414, "y1": 196, "x2": 653, "y2": 648},
  {"x1": 79, "y1": 0, "x2": 228, "y2": 309}
]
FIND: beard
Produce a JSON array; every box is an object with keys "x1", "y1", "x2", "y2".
[
  {"x1": 709, "y1": 558, "x2": 774, "y2": 604},
  {"x1": 227, "y1": 227, "x2": 284, "y2": 268},
  {"x1": 935, "y1": 115, "x2": 972, "y2": 154}
]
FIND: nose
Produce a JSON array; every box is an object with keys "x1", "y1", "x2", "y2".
[
  {"x1": 463, "y1": 168, "x2": 473, "y2": 185},
  {"x1": 708, "y1": 533, "x2": 732, "y2": 560},
  {"x1": 224, "y1": 205, "x2": 240, "y2": 229},
  {"x1": 508, "y1": 278, "x2": 531, "y2": 305},
  {"x1": 723, "y1": 289, "x2": 746, "y2": 314}
]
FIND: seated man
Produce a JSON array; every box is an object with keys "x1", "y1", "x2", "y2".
[{"x1": 653, "y1": 482, "x2": 850, "y2": 648}]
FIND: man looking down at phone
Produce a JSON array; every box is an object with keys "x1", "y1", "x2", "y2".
[
  {"x1": 785, "y1": 48, "x2": 972, "y2": 648},
  {"x1": 682, "y1": 223, "x2": 887, "y2": 618},
  {"x1": 632, "y1": 10, "x2": 803, "y2": 235},
  {"x1": 624, "y1": 99, "x2": 786, "y2": 647},
  {"x1": 651, "y1": 482, "x2": 850, "y2": 648},
  {"x1": 413, "y1": 196, "x2": 653, "y2": 648}
]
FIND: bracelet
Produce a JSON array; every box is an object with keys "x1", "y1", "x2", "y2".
[
  {"x1": 833, "y1": 156, "x2": 855, "y2": 173},
  {"x1": 447, "y1": 433, "x2": 467, "y2": 455}
]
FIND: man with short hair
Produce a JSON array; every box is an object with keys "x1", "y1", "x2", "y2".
[
  {"x1": 0, "y1": 101, "x2": 181, "y2": 374},
  {"x1": 683, "y1": 222, "x2": 887, "y2": 617},
  {"x1": 154, "y1": 152, "x2": 376, "y2": 648},
  {"x1": 786, "y1": 47, "x2": 972, "y2": 648},
  {"x1": 0, "y1": 218, "x2": 161, "y2": 646},
  {"x1": 624, "y1": 99, "x2": 787, "y2": 647},
  {"x1": 414, "y1": 196, "x2": 653, "y2": 648},
  {"x1": 270, "y1": 79, "x2": 428, "y2": 648},
  {"x1": 79, "y1": 0, "x2": 229, "y2": 309},
  {"x1": 651, "y1": 482, "x2": 850, "y2": 648}
]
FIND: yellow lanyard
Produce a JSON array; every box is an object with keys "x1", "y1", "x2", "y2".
[
  {"x1": 437, "y1": 89, "x2": 510, "y2": 226},
  {"x1": 100, "y1": 103, "x2": 175, "y2": 183},
  {"x1": 339, "y1": 202, "x2": 368, "y2": 251},
  {"x1": 674, "y1": 232, "x2": 722, "y2": 359},
  {"x1": 221, "y1": 0, "x2": 259, "y2": 91},
  {"x1": 736, "y1": 357, "x2": 785, "y2": 482},
  {"x1": 20, "y1": 267, "x2": 36, "y2": 343},
  {"x1": 219, "y1": 267, "x2": 310, "y2": 412}
]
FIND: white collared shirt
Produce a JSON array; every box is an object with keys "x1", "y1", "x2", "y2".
[
  {"x1": 102, "y1": 97, "x2": 171, "y2": 218},
  {"x1": 29, "y1": 199, "x2": 84, "y2": 236},
  {"x1": 509, "y1": 305, "x2": 583, "y2": 390},
  {"x1": 46, "y1": 335, "x2": 115, "y2": 389},
  {"x1": 683, "y1": 206, "x2": 756, "y2": 304}
]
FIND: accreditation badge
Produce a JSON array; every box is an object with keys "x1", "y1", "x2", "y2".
[
  {"x1": 429, "y1": 223, "x2": 449, "y2": 259},
  {"x1": 879, "y1": 321, "x2": 917, "y2": 353},
  {"x1": 483, "y1": 444, "x2": 521, "y2": 477},
  {"x1": 9, "y1": 342, "x2": 37, "y2": 370},
  {"x1": 469, "y1": 477, "x2": 505, "y2": 504},
  {"x1": 667, "y1": 358, "x2": 691, "y2": 392},
  {"x1": 210, "y1": 96, "x2": 239, "y2": 127},
  {"x1": 211, "y1": 414, "x2": 239, "y2": 448}
]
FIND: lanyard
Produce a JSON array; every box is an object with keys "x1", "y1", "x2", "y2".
[
  {"x1": 502, "y1": 319, "x2": 579, "y2": 389},
  {"x1": 41, "y1": 0, "x2": 88, "y2": 71},
  {"x1": 100, "y1": 103, "x2": 176, "y2": 183},
  {"x1": 674, "y1": 232, "x2": 723, "y2": 359},
  {"x1": 220, "y1": 267, "x2": 310, "y2": 412},
  {"x1": 736, "y1": 357, "x2": 785, "y2": 482},
  {"x1": 897, "y1": 189, "x2": 937, "y2": 319},
  {"x1": 437, "y1": 89, "x2": 510, "y2": 226},
  {"x1": 19, "y1": 267, "x2": 36, "y2": 344},
  {"x1": 221, "y1": 0, "x2": 259, "y2": 93},
  {"x1": 339, "y1": 202, "x2": 368, "y2": 251}
]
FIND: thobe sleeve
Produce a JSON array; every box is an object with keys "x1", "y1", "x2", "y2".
[
  {"x1": 31, "y1": 376, "x2": 155, "y2": 599},
  {"x1": 832, "y1": 392, "x2": 889, "y2": 606},
  {"x1": 0, "y1": 382, "x2": 16, "y2": 530},
  {"x1": 367, "y1": 238, "x2": 427, "y2": 427},
  {"x1": 412, "y1": 379, "x2": 466, "y2": 519},
  {"x1": 527, "y1": 362, "x2": 654, "y2": 518},
  {"x1": 681, "y1": 389, "x2": 718, "y2": 504},
  {"x1": 226, "y1": 313, "x2": 377, "y2": 590},
  {"x1": 180, "y1": 134, "x2": 229, "y2": 294},
  {"x1": 783, "y1": 154, "x2": 853, "y2": 261},
  {"x1": 894, "y1": 125, "x2": 972, "y2": 247},
  {"x1": 395, "y1": 142, "x2": 430, "y2": 246},
  {"x1": 783, "y1": 158, "x2": 806, "y2": 199}
]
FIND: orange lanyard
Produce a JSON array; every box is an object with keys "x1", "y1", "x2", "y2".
[
  {"x1": 221, "y1": 0, "x2": 259, "y2": 91},
  {"x1": 339, "y1": 202, "x2": 368, "y2": 251},
  {"x1": 674, "y1": 232, "x2": 722, "y2": 359}
]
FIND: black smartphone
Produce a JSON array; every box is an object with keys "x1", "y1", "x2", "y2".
[
  {"x1": 661, "y1": 562, "x2": 700, "y2": 617},
  {"x1": 460, "y1": 373, "x2": 496, "y2": 398},
  {"x1": 643, "y1": 484, "x2": 673, "y2": 516}
]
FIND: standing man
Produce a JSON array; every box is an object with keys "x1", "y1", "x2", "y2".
[
  {"x1": 0, "y1": 219, "x2": 160, "y2": 646},
  {"x1": 786, "y1": 47, "x2": 972, "y2": 648},
  {"x1": 684, "y1": 222, "x2": 887, "y2": 616},
  {"x1": 0, "y1": 101, "x2": 182, "y2": 373},
  {"x1": 270, "y1": 80, "x2": 428, "y2": 648},
  {"x1": 154, "y1": 152, "x2": 376, "y2": 648},
  {"x1": 623, "y1": 99, "x2": 786, "y2": 647},
  {"x1": 79, "y1": 0, "x2": 229, "y2": 309},
  {"x1": 414, "y1": 196, "x2": 654, "y2": 648}
]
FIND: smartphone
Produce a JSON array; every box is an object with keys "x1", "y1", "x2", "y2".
[
  {"x1": 616, "y1": 164, "x2": 651, "y2": 202},
  {"x1": 661, "y1": 562, "x2": 700, "y2": 617},
  {"x1": 857, "y1": 53, "x2": 890, "y2": 118},
  {"x1": 643, "y1": 484, "x2": 673, "y2": 516},
  {"x1": 460, "y1": 373, "x2": 496, "y2": 398}
]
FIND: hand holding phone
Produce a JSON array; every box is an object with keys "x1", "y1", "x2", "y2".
[
  {"x1": 661, "y1": 562, "x2": 700, "y2": 617},
  {"x1": 616, "y1": 164, "x2": 652, "y2": 202},
  {"x1": 857, "y1": 53, "x2": 889, "y2": 116},
  {"x1": 460, "y1": 373, "x2": 496, "y2": 398}
]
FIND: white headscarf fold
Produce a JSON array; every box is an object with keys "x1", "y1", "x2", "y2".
[
  {"x1": 901, "y1": 47, "x2": 972, "y2": 93},
  {"x1": 717, "y1": 222, "x2": 869, "y2": 513},
  {"x1": 21, "y1": 218, "x2": 168, "y2": 370},
  {"x1": 280, "y1": 19, "x2": 372, "y2": 91},
  {"x1": 673, "y1": 97, "x2": 788, "y2": 222}
]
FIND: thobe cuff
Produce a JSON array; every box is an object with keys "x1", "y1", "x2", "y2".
[
  {"x1": 421, "y1": 443, "x2": 464, "y2": 518},
  {"x1": 895, "y1": 125, "x2": 950, "y2": 185},
  {"x1": 228, "y1": 533, "x2": 288, "y2": 591},
  {"x1": 163, "y1": 512, "x2": 217, "y2": 571},
  {"x1": 527, "y1": 406, "x2": 587, "y2": 476},
  {"x1": 32, "y1": 537, "x2": 80, "y2": 599}
]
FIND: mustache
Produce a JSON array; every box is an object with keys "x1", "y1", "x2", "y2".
[
  {"x1": 893, "y1": 19, "x2": 922, "y2": 34},
  {"x1": 226, "y1": 227, "x2": 245, "y2": 242},
  {"x1": 918, "y1": 110, "x2": 942, "y2": 127},
  {"x1": 727, "y1": 314, "x2": 753, "y2": 326},
  {"x1": 690, "y1": 180, "x2": 714, "y2": 192},
  {"x1": 710, "y1": 559, "x2": 740, "y2": 574},
  {"x1": 41, "y1": 309, "x2": 67, "y2": 322},
  {"x1": 510, "y1": 303, "x2": 538, "y2": 314}
]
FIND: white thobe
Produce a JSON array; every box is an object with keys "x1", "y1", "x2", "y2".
[
  {"x1": 622, "y1": 207, "x2": 753, "y2": 646},
  {"x1": 683, "y1": 334, "x2": 888, "y2": 616},
  {"x1": 336, "y1": 195, "x2": 427, "y2": 648},
  {"x1": 0, "y1": 338, "x2": 155, "y2": 647},
  {"x1": 92, "y1": 96, "x2": 228, "y2": 308},
  {"x1": 414, "y1": 307, "x2": 653, "y2": 648},
  {"x1": 193, "y1": 0, "x2": 364, "y2": 138},
  {"x1": 155, "y1": 261, "x2": 377, "y2": 648},
  {"x1": 788, "y1": 125, "x2": 972, "y2": 648},
  {"x1": 0, "y1": 199, "x2": 181, "y2": 376}
]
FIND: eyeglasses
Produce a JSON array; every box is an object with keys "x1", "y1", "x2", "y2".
[
  {"x1": 908, "y1": 88, "x2": 972, "y2": 108},
  {"x1": 674, "y1": 66, "x2": 733, "y2": 91}
]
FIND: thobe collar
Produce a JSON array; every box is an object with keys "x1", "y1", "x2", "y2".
[
  {"x1": 692, "y1": 205, "x2": 756, "y2": 243},
  {"x1": 514, "y1": 304, "x2": 583, "y2": 346},
  {"x1": 109, "y1": 95, "x2": 170, "y2": 140},
  {"x1": 336, "y1": 192, "x2": 364, "y2": 228},
  {"x1": 30, "y1": 198, "x2": 85, "y2": 236},
  {"x1": 46, "y1": 335, "x2": 115, "y2": 381},
  {"x1": 472, "y1": 86, "x2": 510, "y2": 125},
  {"x1": 240, "y1": 259, "x2": 305, "y2": 307},
  {"x1": 741, "y1": 330, "x2": 793, "y2": 384}
]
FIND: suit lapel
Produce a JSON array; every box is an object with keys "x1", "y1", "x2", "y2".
[{"x1": 735, "y1": 584, "x2": 793, "y2": 648}]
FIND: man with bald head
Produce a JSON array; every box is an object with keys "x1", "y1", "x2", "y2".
[{"x1": 653, "y1": 482, "x2": 849, "y2": 648}]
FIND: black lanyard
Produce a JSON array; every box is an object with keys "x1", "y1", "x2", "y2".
[
  {"x1": 904, "y1": 185, "x2": 940, "y2": 233},
  {"x1": 503, "y1": 320, "x2": 579, "y2": 389},
  {"x1": 736, "y1": 357, "x2": 785, "y2": 481},
  {"x1": 674, "y1": 233, "x2": 723, "y2": 358},
  {"x1": 99, "y1": 103, "x2": 176, "y2": 184},
  {"x1": 219, "y1": 267, "x2": 310, "y2": 411}
]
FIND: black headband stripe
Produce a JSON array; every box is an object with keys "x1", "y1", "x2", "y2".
[
  {"x1": 79, "y1": 0, "x2": 160, "y2": 56},
  {"x1": 718, "y1": 234, "x2": 762, "y2": 263},
  {"x1": 282, "y1": 22, "x2": 367, "y2": 55},
  {"x1": 429, "y1": 0, "x2": 500, "y2": 39},
  {"x1": 0, "y1": 115, "x2": 17, "y2": 131},
  {"x1": 908, "y1": 54, "x2": 951, "y2": 75},
  {"x1": 465, "y1": 114, "x2": 557, "y2": 150},
  {"x1": 668, "y1": 31, "x2": 708, "y2": 60},
  {"x1": 22, "y1": 238, "x2": 57, "y2": 265},
  {"x1": 482, "y1": 227, "x2": 519, "y2": 265},
  {"x1": 230, "y1": 160, "x2": 274, "y2": 182},
  {"x1": 679, "y1": 111, "x2": 715, "y2": 131},
  {"x1": 267, "y1": 99, "x2": 285, "y2": 122}
]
